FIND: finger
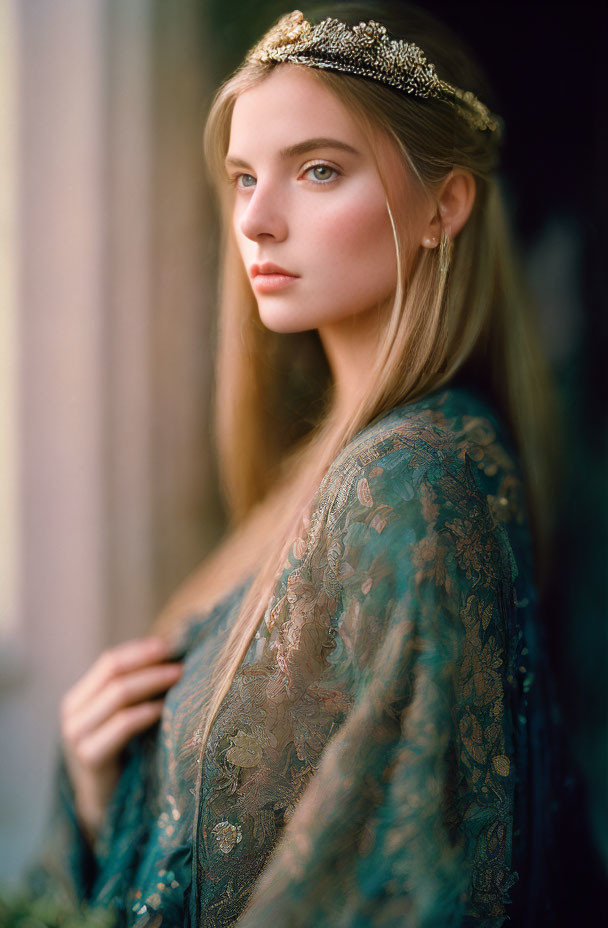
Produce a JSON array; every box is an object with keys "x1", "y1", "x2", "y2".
[
  {"x1": 63, "y1": 636, "x2": 171, "y2": 716},
  {"x1": 64, "y1": 662, "x2": 184, "y2": 743},
  {"x1": 74, "y1": 700, "x2": 165, "y2": 770}
]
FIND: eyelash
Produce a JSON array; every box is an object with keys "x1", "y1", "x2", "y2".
[{"x1": 229, "y1": 161, "x2": 342, "y2": 189}]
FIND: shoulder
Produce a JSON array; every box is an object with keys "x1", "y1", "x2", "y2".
[{"x1": 318, "y1": 385, "x2": 525, "y2": 535}]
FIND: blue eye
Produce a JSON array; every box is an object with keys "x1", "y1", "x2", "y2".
[
  {"x1": 306, "y1": 164, "x2": 338, "y2": 183},
  {"x1": 231, "y1": 164, "x2": 340, "y2": 189},
  {"x1": 235, "y1": 173, "x2": 256, "y2": 188}
]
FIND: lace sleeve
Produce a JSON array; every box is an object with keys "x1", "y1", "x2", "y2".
[
  {"x1": 18, "y1": 727, "x2": 158, "y2": 924},
  {"x1": 21, "y1": 747, "x2": 100, "y2": 907}
]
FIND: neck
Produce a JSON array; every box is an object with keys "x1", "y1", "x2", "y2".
[{"x1": 318, "y1": 302, "x2": 389, "y2": 419}]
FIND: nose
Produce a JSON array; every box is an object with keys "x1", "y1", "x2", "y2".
[{"x1": 238, "y1": 182, "x2": 288, "y2": 243}]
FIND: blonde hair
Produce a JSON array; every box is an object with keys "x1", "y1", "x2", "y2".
[{"x1": 153, "y1": 2, "x2": 561, "y2": 758}]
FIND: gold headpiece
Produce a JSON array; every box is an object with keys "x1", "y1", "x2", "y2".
[{"x1": 247, "y1": 10, "x2": 503, "y2": 135}]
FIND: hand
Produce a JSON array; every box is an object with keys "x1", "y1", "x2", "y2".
[{"x1": 60, "y1": 635, "x2": 184, "y2": 845}]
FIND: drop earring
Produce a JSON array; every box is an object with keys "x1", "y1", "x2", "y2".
[{"x1": 439, "y1": 231, "x2": 453, "y2": 275}]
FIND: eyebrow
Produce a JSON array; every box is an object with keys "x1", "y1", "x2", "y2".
[{"x1": 224, "y1": 137, "x2": 361, "y2": 170}]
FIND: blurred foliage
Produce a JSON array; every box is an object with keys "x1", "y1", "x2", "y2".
[{"x1": 0, "y1": 887, "x2": 116, "y2": 928}]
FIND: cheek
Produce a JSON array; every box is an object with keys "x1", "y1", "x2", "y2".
[{"x1": 312, "y1": 188, "x2": 396, "y2": 283}]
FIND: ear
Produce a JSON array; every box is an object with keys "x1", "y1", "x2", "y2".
[{"x1": 420, "y1": 170, "x2": 476, "y2": 248}]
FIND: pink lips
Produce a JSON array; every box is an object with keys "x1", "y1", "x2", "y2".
[
  {"x1": 250, "y1": 262, "x2": 300, "y2": 293},
  {"x1": 250, "y1": 261, "x2": 298, "y2": 277}
]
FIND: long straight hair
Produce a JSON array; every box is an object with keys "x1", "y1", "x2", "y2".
[{"x1": 153, "y1": 2, "x2": 561, "y2": 760}]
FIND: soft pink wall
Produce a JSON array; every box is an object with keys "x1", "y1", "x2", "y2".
[{"x1": 0, "y1": 0, "x2": 221, "y2": 882}]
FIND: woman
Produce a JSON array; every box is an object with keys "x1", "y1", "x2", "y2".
[{"x1": 14, "y1": 3, "x2": 575, "y2": 926}]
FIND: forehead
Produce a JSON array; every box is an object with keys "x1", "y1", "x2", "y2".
[{"x1": 228, "y1": 64, "x2": 370, "y2": 154}]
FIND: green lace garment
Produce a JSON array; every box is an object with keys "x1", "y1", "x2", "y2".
[{"x1": 21, "y1": 385, "x2": 557, "y2": 927}]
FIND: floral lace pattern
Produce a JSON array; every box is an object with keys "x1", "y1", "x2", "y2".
[{"x1": 24, "y1": 386, "x2": 543, "y2": 927}]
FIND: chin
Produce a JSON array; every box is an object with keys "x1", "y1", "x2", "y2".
[{"x1": 256, "y1": 305, "x2": 318, "y2": 335}]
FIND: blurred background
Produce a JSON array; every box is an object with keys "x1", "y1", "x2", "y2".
[{"x1": 0, "y1": 0, "x2": 606, "y2": 894}]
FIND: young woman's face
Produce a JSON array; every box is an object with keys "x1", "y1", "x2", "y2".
[{"x1": 226, "y1": 65, "x2": 408, "y2": 335}]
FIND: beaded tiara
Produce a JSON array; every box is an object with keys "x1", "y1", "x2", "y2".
[{"x1": 247, "y1": 10, "x2": 503, "y2": 135}]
